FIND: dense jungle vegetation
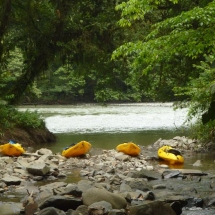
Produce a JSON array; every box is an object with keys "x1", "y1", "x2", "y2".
[{"x1": 0, "y1": 0, "x2": 215, "y2": 143}]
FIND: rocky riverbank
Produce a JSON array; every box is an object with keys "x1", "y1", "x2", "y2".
[{"x1": 0, "y1": 136, "x2": 215, "y2": 215}]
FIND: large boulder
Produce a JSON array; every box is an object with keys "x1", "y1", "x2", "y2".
[{"x1": 82, "y1": 187, "x2": 127, "y2": 209}]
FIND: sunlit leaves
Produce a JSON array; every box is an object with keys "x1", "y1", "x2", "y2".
[
  {"x1": 116, "y1": 0, "x2": 179, "y2": 27},
  {"x1": 174, "y1": 54, "x2": 215, "y2": 120}
]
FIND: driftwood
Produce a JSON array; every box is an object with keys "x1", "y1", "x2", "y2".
[{"x1": 23, "y1": 189, "x2": 38, "y2": 215}]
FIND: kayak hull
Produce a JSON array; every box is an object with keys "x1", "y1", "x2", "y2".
[
  {"x1": 158, "y1": 145, "x2": 184, "y2": 164},
  {"x1": 116, "y1": 142, "x2": 141, "y2": 156},
  {"x1": 0, "y1": 143, "x2": 25, "y2": 156},
  {"x1": 62, "y1": 141, "x2": 91, "y2": 158}
]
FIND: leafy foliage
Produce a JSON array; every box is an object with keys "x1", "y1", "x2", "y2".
[
  {"x1": 174, "y1": 55, "x2": 215, "y2": 120},
  {"x1": 174, "y1": 54, "x2": 215, "y2": 142},
  {"x1": 0, "y1": 104, "x2": 45, "y2": 132},
  {"x1": 112, "y1": 0, "x2": 215, "y2": 141}
]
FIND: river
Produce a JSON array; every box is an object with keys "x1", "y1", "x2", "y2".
[
  {"x1": 19, "y1": 103, "x2": 188, "y2": 150},
  {"x1": 18, "y1": 103, "x2": 215, "y2": 172}
]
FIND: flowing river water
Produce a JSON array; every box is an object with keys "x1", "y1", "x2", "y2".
[{"x1": 18, "y1": 103, "x2": 215, "y2": 172}]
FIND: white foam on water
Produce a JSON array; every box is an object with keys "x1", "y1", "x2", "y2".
[{"x1": 22, "y1": 103, "x2": 188, "y2": 133}]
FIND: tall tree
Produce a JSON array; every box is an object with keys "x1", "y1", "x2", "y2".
[
  {"x1": 113, "y1": 0, "x2": 215, "y2": 99},
  {"x1": 112, "y1": 0, "x2": 215, "y2": 140}
]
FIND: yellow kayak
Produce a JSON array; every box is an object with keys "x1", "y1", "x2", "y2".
[
  {"x1": 62, "y1": 141, "x2": 92, "y2": 158},
  {"x1": 116, "y1": 142, "x2": 141, "y2": 156},
  {"x1": 158, "y1": 145, "x2": 184, "y2": 164},
  {"x1": 0, "y1": 142, "x2": 25, "y2": 156}
]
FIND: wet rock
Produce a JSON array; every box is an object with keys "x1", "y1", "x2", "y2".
[
  {"x1": 108, "y1": 209, "x2": 127, "y2": 215},
  {"x1": 39, "y1": 182, "x2": 67, "y2": 192},
  {"x1": 124, "y1": 178, "x2": 151, "y2": 191},
  {"x1": 37, "y1": 207, "x2": 66, "y2": 215},
  {"x1": 193, "y1": 160, "x2": 202, "y2": 167},
  {"x1": 182, "y1": 208, "x2": 215, "y2": 215},
  {"x1": 170, "y1": 201, "x2": 183, "y2": 215},
  {"x1": 56, "y1": 184, "x2": 82, "y2": 197},
  {"x1": 88, "y1": 201, "x2": 112, "y2": 214},
  {"x1": 71, "y1": 205, "x2": 88, "y2": 215},
  {"x1": 162, "y1": 170, "x2": 181, "y2": 179},
  {"x1": 128, "y1": 169, "x2": 160, "y2": 180},
  {"x1": 144, "y1": 191, "x2": 156, "y2": 200},
  {"x1": 36, "y1": 189, "x2": 54, "y2": 204},
  {"x1": 39, "y1": 195, "x2": 82, "y2": 211},
  {"x1": 177, "y1": 169, "x2": 207, "y2": 176},
  {"x1": 1, "y1": 175, "x2": 23, "y2": 185},
  {"x1": 153, "y1": 184, "x2": 166, "y2": 189},
  {"x1": 186, "y1": 197, "x2": 203, "y2": 208},
  {"x1": 129, "y1": 200, "x2": 176, "y2": 215},
  {"x1": 26, "y1": 163, "x2": 50, "y2": 176},
  {"x1": 82, "y1": 187, "x2": 127, "y2": 209}
]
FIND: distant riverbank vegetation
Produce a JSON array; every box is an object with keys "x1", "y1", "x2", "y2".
[{"x1": 0, "y1": 0, "x2": 215, "y2": 144}]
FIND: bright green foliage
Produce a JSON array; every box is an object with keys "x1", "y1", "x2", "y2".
[
  {"x1": 174, "y1": 54, "x2": 215, "y2": 141},
  {"x1": 37, "y1": 65, "x2": 86, "y2": 102},
  {"x1": 113, "y1": 0, "x2": 215, "y2": 140},
  {"x1": 0, "y1": 104, "x2": 45, "y2": 133},
  {"x1": 113, "y1": 1, "x2": 215, "y2": 72},
  {"x1": 174, "y1": 55, "x2": 215, "y2": 120},
  {"x1": 113, "y1": 0, "x2": 215, "y2": 99},
  {"x1": 116, "y1": 0, "x2": 179, "y2": 26}
]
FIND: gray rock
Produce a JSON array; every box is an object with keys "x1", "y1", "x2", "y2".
[
  {"x1": 128, "y1": 169, "x2": 160, "y2": 180},
  {"x1": 36, "y1": 148, "x2": 53, "y2": 156},
  {"x1": 71, "y1": 205, "x2": 88, "y2": 215},
  {"x1": 162, "y1": 170, "x2": 181, "y2": 179},
  {"x1": 108, "y1": 209, "x2": 127, "y2": 215},
  {"x1": 181, "y1": 209, "x2": 215, "y2": 215},
  {"x1": 115, "y1": 153, "x2": 130, "y2": 161},
  {"x1": 0, "y1": 202, "x2": 22, "y2": 215},
  {"x1": 82, "y1": 187, "x2": 127, "y2": 209},
  {"x1": 27, "y1": 163, "x2": 50, "y2": 176},
  {"x1": 41, "y1": 182, "x2": 67, "y2": 191},
  {"x1": 39, "y1": 195, "x2": 82, "y2": 211},
  {"x1": 88, "y1": 201, "x2": 112, "y2": 214},
  {"x1": 55, "y1": 184, "x2": 82, "y2": 197},
  {"x1": 193, "y1": 160, "x2": 202, "y2": 167},
  {"x1": 36, "y1": 189, "x2": 53, "y2": 204},
  {"x1": 1, "y1": 175, "x2": 23, "y2": 185},
  {"x1": 37, "y1": 207, "x2": 66, "y2": 215},
  {"x1": 119, "y1": 183, "x2": 132, "y2": 192},
  {"x1": 129, "y1": 200, "x2": 176, "y2": 215},
  {"x1": 77, "y1": 179, "x2": 93, "y2": 192},
  {"x1": 125, "y1": 178, "x2": 151, "y2": 191},
  {"x1": 153, "y1": 184, "x2": 166, "y2": 189}
]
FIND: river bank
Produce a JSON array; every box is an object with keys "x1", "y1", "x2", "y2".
[
  {"x1": 0, "y1": 127, "x2": 56, "y2": 146},
  {"x1": 0, "y1": 136, "x2": 215, "y2": 215}
]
